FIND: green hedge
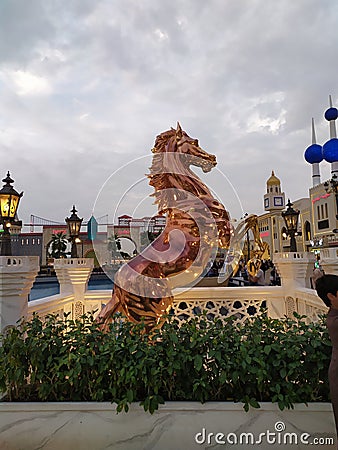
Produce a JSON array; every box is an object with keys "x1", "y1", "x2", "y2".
[{"x1": 0, "y1": 312, "x2": 332, "y2": 414}]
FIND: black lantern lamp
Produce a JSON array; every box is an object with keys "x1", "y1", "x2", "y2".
[
  {"x1": 282, "y1": 199, "x2": 300, "y2": 252},
  {"x1": 324, "y1": 174, "x2": 338, "y2": 220},
  {"x1": 65, "y1": 205, "x2": 83, "y2": 258},
  {"x1": 0, "y1": 172, "x2": 23, "y2": 256}
]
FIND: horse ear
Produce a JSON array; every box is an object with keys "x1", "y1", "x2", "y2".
[{"x1": 176, "y1": 122, "x2": 183, "y2": 140}]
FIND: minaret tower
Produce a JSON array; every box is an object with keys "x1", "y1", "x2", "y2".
[
  {"x1": 304, "y1": 118, "x2": 323, "y2": 186},
  {"x1": 264, "y1": 170, "x2": 285, "y2": 211},
  {"x1": 323, "y1": 95, "x2": 338, "y2": 177}
]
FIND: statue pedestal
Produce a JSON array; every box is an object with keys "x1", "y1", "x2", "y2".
[{"x1": 0, "y1": 256, "x2": 39, "y2": 332}]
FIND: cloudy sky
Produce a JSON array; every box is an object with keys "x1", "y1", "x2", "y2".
[{"x1": 1, "y1": 0, "x2": 338, "y2": 228}]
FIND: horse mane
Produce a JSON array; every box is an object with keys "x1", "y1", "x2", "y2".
[
  {"x1": 149, "y1": 129, "x2": 203, "y2": 211},
  {"x1": 152, "y1": 128, "x2": 176, "y2": 154},
  {"x1": 147, "y1": 127, "x2": 232, "y2": 247}
]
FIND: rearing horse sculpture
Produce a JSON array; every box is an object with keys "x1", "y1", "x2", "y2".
[{"x1": 98, "y1": 124, "x2": 267, "y2": 332}]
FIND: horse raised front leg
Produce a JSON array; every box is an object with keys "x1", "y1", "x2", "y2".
[{"x1": 97, "y1": 293, "x2": 121, "y2": 331}]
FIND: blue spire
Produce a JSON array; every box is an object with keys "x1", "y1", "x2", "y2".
[
  {"x1": 323, "y1": 95, "x2": 338, "y2": 163},
  {"x1": 324, "y1": 95, "x2": 338, "y2": 121},
  {"x1": 304, "y1": 118, "x2": 323, "y2": 164}
]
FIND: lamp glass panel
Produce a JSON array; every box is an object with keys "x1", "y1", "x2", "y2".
[
  {"x1": 9, "y1": 195, "x2": 19, "y2": 218},
  {"x1": 67, "y1": 220, "x2": 81, "y2": 237},
  {"x1": 290, "y1": 213, "x2": 299, "y2": 229},
  {"x1": 0, "y1": 194, "x2": 10, "y2": 218}
]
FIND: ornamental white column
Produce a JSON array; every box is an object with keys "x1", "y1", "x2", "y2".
[
  {"x1": 0, "y1": 256, "x2": 39, "y2": 333},
  {"x1": 319, "y1": 248, "x2": 338, "y2": 276},
  {"x1": 273, "y1": 252, "x2": 315, "y2": 291},
  {"x1": 54, "y1": 258, "x2": 94, "y2": 319},
  {"x1": 271, "y1": 252, "x2": 316, "y2": 319}
]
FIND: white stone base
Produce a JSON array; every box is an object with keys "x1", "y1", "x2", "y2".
[{"x1": 0, "y1": 402, "x2": 335, "y2": 450}]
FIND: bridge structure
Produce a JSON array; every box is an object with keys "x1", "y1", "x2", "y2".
[{"x1": 27, "y1": 214, "x2": 109, "y2": 232}]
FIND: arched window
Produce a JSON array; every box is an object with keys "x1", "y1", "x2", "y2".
[{"x1": 304, "y1": 221, "x2": 311, "y2": 241}]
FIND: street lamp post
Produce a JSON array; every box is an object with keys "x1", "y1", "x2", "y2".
[
  {"x1": 75, "y1": 237, "x2": 84, "y2": 257},
  {"x1": 282, "y1": 199, "x2": 300, "y2": 253},
  {"x1": 65, "y1": 205, "x2": 83, "y2": 258},
  {"x1": 0, "y1": 172, "x2": 23, "y2": 256},
  {"x1": 324, "y1": 174, "x2": 338, "y2": 220},
  {"x1": 241, "y1": 212, "x2": 250, "y2": 262}
]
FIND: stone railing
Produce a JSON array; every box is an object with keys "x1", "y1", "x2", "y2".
[
  {"x1": 172, "y1": 285, "x2": 327, "y2": 326},
  {"x1": 0, "y1": 256, "x2": 39, "y2": 332},
  {"x1": 27, "y1": 284, "x2": 328, "y2": 326},
  {"x1": 172, "y1": 286, "x2": 280, "y2": 326},
  {"x1": 319, "y1": 248, "x2": 338, "y2": 276},
  {"x1": 0, "y1": 252, "x2": 330, "y2": 332},
  {"x1": 27, "y1": 290, "x2": 111, "y2": 322},
  {"x1": 27, "y1": 293, "x2": 77, "y2": 322},
  {"x1": 273, "y1": 251, "x2": 315, "y2": 289}
]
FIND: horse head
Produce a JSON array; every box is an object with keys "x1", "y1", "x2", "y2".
[
  {"x1": 151, "y1": 123, "x2": 217, "y2": 174},
  {"x1": 175, "y1": 122, "x2": 217, "y2": 173}
]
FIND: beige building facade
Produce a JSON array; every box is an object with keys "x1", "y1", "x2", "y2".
[{"x1": 257, "y1": 170, "x2": 338, "y2": 260}]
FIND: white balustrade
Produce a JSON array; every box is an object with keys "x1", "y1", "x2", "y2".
[
  {"x1": 273, "y1": 252, "x2": 316, "y2": 289},
  {"x1": 27, "y1": 284, "x2": 327, "y2": 325},
  {"x1": 320, "y1": 248, "x2": 338, "y2": 276},
  {"x1": 0, "y1": 252, "x2": 326, "y2": 327},
  {"x1": 54, "y1": 258, "x2": 94, "y2": 304},
  {"x1": 0, "y1": 256, "x2": 39, "y2": 332}
]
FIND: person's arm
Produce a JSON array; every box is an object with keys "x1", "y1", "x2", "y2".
[{"x1": 249, "y1": 274, "x2": 258, "y2": 282}]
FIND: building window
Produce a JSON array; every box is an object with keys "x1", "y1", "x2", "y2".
[
  {"x1": 318, "y1": 219, "x2": 329, "y2": 230},
  {"x1": 32, "y1": 239, "x2": 35, "y2": 245},
  {"x1": 304, "y1": 221, "x2": 311, "y2": 241},
  {"x1": 317, "y1": 205, "x2": 320, "y2": 220},
  {"x1": 325, "y1": 202, "x2": 328, "y2": 218},
  {"x1": 37, "y1": 238, "x2": 40, "y2": 245},
  {"x1": 21, "y1": 239, "x2": 24, "y2": 245}
]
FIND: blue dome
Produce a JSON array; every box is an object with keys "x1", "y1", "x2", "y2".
[
  {"x1": 304, "y1": 144, "x2": 323, "y2": 164},
  {"x1": 324, "y1": 107, "x2": 338, "y2": 121},
  {"x1": 323, "y1": 138, "x2": 338, "y2": 163}
]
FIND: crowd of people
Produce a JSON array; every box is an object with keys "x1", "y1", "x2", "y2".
[
  {"x1": 233, "y1": 259, "x2": 281, "y2": 286},
  {"x1": 204, "y1": 258, "x2": 281, "y2": 286}
]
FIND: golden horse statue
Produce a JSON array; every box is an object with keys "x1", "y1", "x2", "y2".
[{"x1": 98, "y1": 124, "x2": 268, "y2": 332}]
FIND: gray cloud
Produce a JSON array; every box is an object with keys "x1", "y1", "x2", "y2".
[{"x1": 0, "y1": 0, "x2": 338, "y2": 227}]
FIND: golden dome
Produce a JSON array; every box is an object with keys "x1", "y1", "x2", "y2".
[{"x1": 267, "y1": 170, "x2": 280, "y2": 186}]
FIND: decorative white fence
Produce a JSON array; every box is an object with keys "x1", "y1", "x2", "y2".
[
  {"x1": 27, "y1": 284, "x2": 328, "y2": 326},
  {"x1": 0, "y1": 253, "x2": 329, "y2": 333}
]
